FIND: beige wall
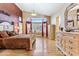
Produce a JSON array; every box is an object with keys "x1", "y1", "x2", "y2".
[
  {"x1": 51, "y1": 4, "x2": 70, "y2": 30},
  {"x1": 22, "y1": 11, "x2": 51, "y2": 34}
]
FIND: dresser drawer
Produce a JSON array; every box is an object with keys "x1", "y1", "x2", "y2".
[
  {"x1": 56, "y1": 32, "x2": 79, "y2": 56},
  {"x1": 70, "y1": 51, "x2": 79, "y2": 56},
  {"x1": 69, "y1": 52, "x2": 74, "y2": 56},
  {"x1": 68, "y1": 45, "x2": 79, "y2": 52},
  {"x1": 69, "y1": 42, "x2": 79, "y2": 47}
]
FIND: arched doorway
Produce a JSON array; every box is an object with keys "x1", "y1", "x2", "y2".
[{"x1": 26, "y1": 17, "x2": 48, "y2": 37}]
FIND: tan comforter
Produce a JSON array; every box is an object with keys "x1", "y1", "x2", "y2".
[{"x1": 2, "y1": 34, "x2": 36, "y2": 50}]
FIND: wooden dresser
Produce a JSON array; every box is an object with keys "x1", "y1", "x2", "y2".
[{"x1": 56, "y1": 32, "x2": 79, "y2": 56}]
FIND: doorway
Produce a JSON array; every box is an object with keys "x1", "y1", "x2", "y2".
[{"x1": 26, "y1": 17, "x2": 48, "y2": 37}]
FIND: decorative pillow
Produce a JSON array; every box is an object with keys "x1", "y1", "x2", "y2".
[
  {"x1": 6, "y1": 31, "x2": 10, "y2": 36},
  {"x1": 8, "y1": 31, "x2": 16, "y2": 36},
  {"x1": 0, "y1": 34, "x2": 2, "y2": 38},
  {"x1": 0, "y1": 31, "x2": 9, "y2": 38}
]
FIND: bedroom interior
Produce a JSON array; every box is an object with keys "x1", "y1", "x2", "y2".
[{"x1": 0, "y1": 3, "x2": 79, "y2": 56}]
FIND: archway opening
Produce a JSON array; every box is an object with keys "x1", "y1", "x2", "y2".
[{"x1": 26, "y1": 17, "x2": 48, "y2": 37}]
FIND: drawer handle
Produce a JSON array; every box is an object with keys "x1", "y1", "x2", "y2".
[
  {"x1": 70, "y1": 53, "x2": 73, "y2": 56},
  {"x1": 69, "y1": 40, "x2": 72, "y2": 44},
  {"x1": 70, "y1": 47, "x2": 73, "y2": 49},
  {"x1": 74, "y1": 37, "x2": 76, "y2": 39},
  {"x1": 69, "y1": 46, "x2": 73, "y2": 49}
]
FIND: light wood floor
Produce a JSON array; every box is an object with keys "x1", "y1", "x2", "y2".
[{"x1": 0, "y1": 37, "x2": 63, "y2": 56}]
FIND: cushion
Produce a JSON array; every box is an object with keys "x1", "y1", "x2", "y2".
[
  {"x1": 0, "y1": 35, "x2": 2, "y2": 38},
  {"x1": 0, "y1": 31, "x2": 9, "y2": 38},
  {"x1": 5, "y1": 31, "x2": 16, "y2": 36},
  {"x1": 10, "y1": 31, "x2": 16, "y2": 36}
]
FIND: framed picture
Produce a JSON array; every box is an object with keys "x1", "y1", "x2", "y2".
[{"x1": 67, "y1": 20, "x2": 74, "y2": 28}]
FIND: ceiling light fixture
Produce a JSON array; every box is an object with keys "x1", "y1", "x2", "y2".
[
  {"x1": 31, "y1": 10, "x2": 37, "y2": 16},
  {"x1": 31, "y1": 4, "x2": 37, "y2": 16}
]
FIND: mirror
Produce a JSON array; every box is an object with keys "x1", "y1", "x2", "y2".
[{"x1": 65, "y1": 3, "x2": 79, "y2": 32}]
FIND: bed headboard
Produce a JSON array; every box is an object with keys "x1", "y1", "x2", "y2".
[{"x1": 0, "y1": 10, "x2": 14, "y2": 31}]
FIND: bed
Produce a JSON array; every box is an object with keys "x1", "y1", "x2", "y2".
[{"x1": 0, "y1": 33, "x2": 36, "y2": 50}]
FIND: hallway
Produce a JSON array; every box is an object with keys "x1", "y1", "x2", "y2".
[{"x1": 0, "y1": 37, "x2": 63, "y2": 56}]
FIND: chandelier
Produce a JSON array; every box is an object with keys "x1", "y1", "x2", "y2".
[
  {"x1": 31, "y1": 10, "x2": 37, "y2": 16},
  {"x1": 31, "y1": 4, "x2": 37, "y2": 16}
]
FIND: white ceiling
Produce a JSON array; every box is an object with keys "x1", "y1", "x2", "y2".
[{"x1": 16, "y1": 3, "x2": 68, "y2": 16}]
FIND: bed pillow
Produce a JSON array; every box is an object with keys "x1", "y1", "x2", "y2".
[{"x1": 0, "y1": 31, "x2": 9, "y2": 38}]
